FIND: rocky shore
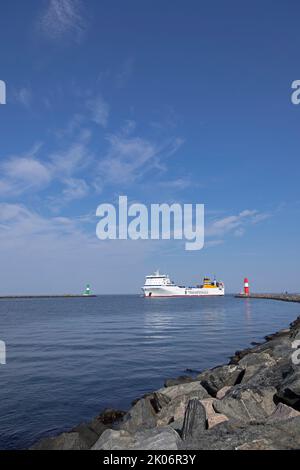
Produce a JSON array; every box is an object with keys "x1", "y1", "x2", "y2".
[{"x1": 32, "y1": 314, "x2": 300, "y2": 450}]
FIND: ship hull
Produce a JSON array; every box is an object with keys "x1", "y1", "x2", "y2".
[{"x1": 142, "y1": 286, "x2": 224, "y2": 297}]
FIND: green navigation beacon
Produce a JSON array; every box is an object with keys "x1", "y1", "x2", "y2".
[{"x1": 83, "y1": 284, "x2": 91, "y2": 296}]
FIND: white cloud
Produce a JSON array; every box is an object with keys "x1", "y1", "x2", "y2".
[
  {"x1": 50, "y1": 141, "x2": 92, "y2": 176},
  {"x1": 96, "y1": 133, "x2": 184, "y2": 187},
  {"x1": 14, "y1": 88, "x2": 32, "y2": 108},
  {"x1": 205, "y1": 209, "x2": 270, "y2": 241},
  {"x1": 62, "y1": 177, "x2": 89, "y2": 201},
  {"x1": 38, "y1": 0, "x2": 86, "y2": 42},
  {"x1": 0, "y1": 145, "x2": 52, "y2": 196},
  {"x1": 3, "y1": 157, "x2": 51, "y2": 186},
  {"x1": 0, "y1": 132, "x2": 92, "y2": 204},
  {"x1": 86, "y1": 95, "x2": 110, "y2": 127},
  {"x1": 158, "y1": 178, "x2": 191, "y2": 190}
]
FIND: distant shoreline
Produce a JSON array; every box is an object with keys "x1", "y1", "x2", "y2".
[{"x1": 0, "y1": 295, "x2": 97, "y2": 299}]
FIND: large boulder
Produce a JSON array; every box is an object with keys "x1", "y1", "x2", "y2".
[
  {"x1": 121, "y1": 397, "x2": 158, "y2": 433},
  {"x1": 276, "y1": 370, "x2": 300, "y2": 410},
  {"x1": 213, "y1": 386, "x2": 277, "y2": 423},
  {"x1": 156, "y1": 395, "x2": 190, "y2": 427},
  {"x1": 157, "y1": 381, "x2": 210, "y2": 401},
  {"x1": 241, "y1": 358, "x2": 293, "y2": 389},
  {"x1": 197, "y1": 365, "x2": 245, "y2": 397},
  {"x1": 239, "y1": 352, "x2": 276, "y2": 368},
  {"x1": 164, "y1": 376, "x2": 195, "y2": 387},
  {"x1": 239, "y1": 352, "x2": 276, "y2": 384},
  {"x1": 200, "y1": 398, "x2": 228, "y2": 429},
  {"x1": 180, "y1": 416, "x2": 300, "y2": 450},
  {"x1": 216, "y1": 386, "x2": 232, "y2": 399},
  {"x1": 92, "y1": 426, "x2": 181, "y2": 450},
  {"x1": 181, "y1": 399, "x2": 206, "y2": 440},
  {"x1": 266, "y1": 402, "x2": 300, "y2": 423}
]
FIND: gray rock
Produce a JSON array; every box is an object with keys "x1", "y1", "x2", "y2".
[
  {"x1": 180, "y1": 416, "x2": 300, "y2": 450},
  {"x1": 92, "y1": 429, "x2": 133, "y2": 450},
  {"x1": 235, "y1": 439, "x2": 278, "y2": 450},
  {"x1": 181, "y1": 399, "x2": 206, "y2": 440},
  {"x1": 72, "y1": 423, "x2": 100, "y2": 448},
  {"x1": 31, "y1": 432, "x2": 89, "y2": 450},
  {"x1": 266, "y1": 402, "x2": 300, "y2": 423},
  {"x1": 157, "y1": 381, "x2": 210, "y2": 401},
  {"x1": 241, "y1": 358, "x2": 293, "y2": 389},
  {"x1": 121, "y1": 397, "x2": 158, "y2": 433},
  {"x1": 131, "y1": 427, "x2": 181, "y2": 450},
  {"x1": 92, "y1": 426, "x2": 181, "y2": 450},
  {"x1": 216, "y1": 386, "x2": 232, "y2": 399},
  {"x1": 197, "y1": 365, "x2": 245, "y2": 397},
  {"x1": 150, "y1": 392, "x2": 171, "y2": 413},
  {"x1": 213, "y1": 386, "x2": 277, "y2": 423},
  {"x1": 276, "y1": 370, "x2": 300, "y2": 409},
  {"x1": 156, "y1": 396, "x2": 189, "y2": 426},
  {"x1": 239, "y1": 352, "x2": 276, "y2": 368},
  {"x1": 164, "y1": 376, "x2": 194, "y2": 387}
]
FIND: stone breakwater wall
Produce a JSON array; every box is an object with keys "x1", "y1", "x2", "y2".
[{"x1": 235, "y1": 294, "x2": 300, "y2": 303}]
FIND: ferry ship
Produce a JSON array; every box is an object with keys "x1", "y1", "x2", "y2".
[{"x1": 142, "y1": 271, "x2": 225, "y2": 297}]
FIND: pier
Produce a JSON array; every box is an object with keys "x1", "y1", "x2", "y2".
[
  {"x1": 235, "y1": 293, "x2": 300, "y2": 303},
  {"x1": 0, "y1": 295, "x2": 97, "y2": 300}
]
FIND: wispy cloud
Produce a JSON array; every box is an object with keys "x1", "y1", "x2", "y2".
[
  {"x1": 0, "y1": 144, "x2": 51, "y2": 196},
  {"x1": 49, "y1": 140, "x2": 92, "y2": 177},
  {"x1": 38, "y1": 0, "x2": 87, "y2": 42},
  {"x1": 0, "y1": 128, "x2": 92, "y2": 207},
  {"x1": 158, "y1": 177, "x2": 192, "y2": 190},
  {"x1": 86, "y1": 95, "x2": 110, "y2": 127},
  {"x1": 14, "y1": 87, "x2": 32, "y2": 108},
  {"x1": 115, "y1": 58, "x2": 134, "y2": 88},
  {"x1": 206, "y1": 209, "x2": 271, "y2": 242},
  {"x1": 96, "y1": 132, "x2": 184, "y2": 189},
  {"x1": 61, "y1": 177, "x2": 89, "y2": 202}
]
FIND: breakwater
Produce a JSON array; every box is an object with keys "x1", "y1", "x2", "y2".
[
  {"x1": 0, "y1": 295, "x2": 97, "y2": 300},
  {"x1": 235, "y1": 294, "x2": 300, "y2": 303},
  {"x1": 31, "y1": 297, "x2": 300, "y2": 451}
]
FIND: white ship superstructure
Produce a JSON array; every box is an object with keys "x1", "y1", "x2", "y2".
[{"x1": 142, "y1": 270, "x2": 225, "y2": 297}]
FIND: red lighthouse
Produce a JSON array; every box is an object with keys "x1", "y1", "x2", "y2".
[{"x1": 244, "y1": 278, "x2": 250, "y2": 296}]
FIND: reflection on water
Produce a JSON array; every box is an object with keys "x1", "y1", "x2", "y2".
[{"x1": 244, "y1": 299, "x2": 253, "y2": 323}]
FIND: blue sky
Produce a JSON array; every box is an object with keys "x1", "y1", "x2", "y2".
[{"x1": 0, "y1": 0, "x2": 299, "y2": 294}]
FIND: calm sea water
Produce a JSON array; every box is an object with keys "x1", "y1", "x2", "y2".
[{"x1": 0, "y1": 295, "x2": 299, "y2": 449}]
